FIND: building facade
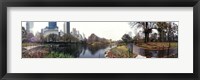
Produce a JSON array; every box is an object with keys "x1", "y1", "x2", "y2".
[
  {"x1": 48, "y1": 22, "x2": 57, "y2": 29},
  {"x1": 43, "y1": 22, "x2": 59, "y2": 37},
  {"x1": 63, "y1": 22, "x2": 70, "y2": 34},
  {"x1": 26, "y1": 22, "x2": 34, "y2": 33}
]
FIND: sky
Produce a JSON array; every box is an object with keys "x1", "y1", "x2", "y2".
[
  {"x1": 22, "y1": 22, "x2": 134, "y2": 41},
  {"x1": 22, "y1": 21, "x2": 178, "y2": 41}
]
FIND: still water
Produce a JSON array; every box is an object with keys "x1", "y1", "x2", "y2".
[
  {"x1": 132, "y1": 44, "x2": 178, "y2": 58},
  {"x1": 50, "y1": 43, "x2": 178, "y2": 58},
  {"x1": 50, "y1": 44, "x2": 112, "y2": 58}
]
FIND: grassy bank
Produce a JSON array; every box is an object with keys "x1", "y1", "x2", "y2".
[
  {"x1": 45, "y1": 51, "x2": 74, "y2": 58},
  {"x1": 22, "y1": 46, "x2": 49, "y2": 58},
  {"x1": 136, "y1": 42, "x2": 178, "y2": 50},
  {"x1": 22, "y1": 44, "x2": 74, "y2": 58},
  {"x1": 106, "y1": 45, "x2": 137, "y2": 58},
  {"x1": 22, "y1": 43, "x2": 42, "y2": 47}
]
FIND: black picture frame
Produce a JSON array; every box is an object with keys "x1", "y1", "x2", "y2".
[{"x1": 0, "y1": 0, "x2": 199, "y2": 80}]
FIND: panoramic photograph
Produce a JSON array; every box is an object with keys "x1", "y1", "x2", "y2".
[{"x1": 22, "y1": 21, "x2": 178, "y2": 58}]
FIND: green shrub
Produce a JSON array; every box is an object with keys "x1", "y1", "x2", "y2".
[{"x1": 45, "y1": 51, "x2": 73, "y2": 58}]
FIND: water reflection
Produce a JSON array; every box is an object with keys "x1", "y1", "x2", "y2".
[
  {"x1": 133, "y1": 44, "x2": 178, "y2": 58},
  {"x1": 49, "y1": 43, "x2": 177, "y2": 58},
  {"x1": 50, "y1": 44, "x2": 110, "y2": 58}
]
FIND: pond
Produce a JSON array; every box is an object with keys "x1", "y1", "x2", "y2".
[
  {"x1": 25, "y1": 43, "x2": 177, "y2": 58},
  {"x1": 132, "y1": 44, "x2": 178, "y2": 58},
  {"x1": 50, "y1": 43, "x2": 114, "y2": 58}
]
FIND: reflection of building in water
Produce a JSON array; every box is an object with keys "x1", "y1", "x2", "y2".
[
  {"x1": 63, "y1": 22, "x2": 70, "y2": 34},
  {"x1": 42, "y1": 22, "x2": 59, "y2": 37},
  {"x1": 26, "y1": 22, "x2": 34, "y2": 33}
]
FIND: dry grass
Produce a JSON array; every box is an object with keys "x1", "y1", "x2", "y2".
[
  {"x1": 22, "y1": 43, "x2": 41, "y2": 47},
  {"x1": 106, "y1": 45, "x2": 137, "y2": 58},
  {"x1": 136, "y1": 42, "x2": 178, "y2": 50}
]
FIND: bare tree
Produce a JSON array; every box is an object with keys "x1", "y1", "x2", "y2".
[
  {"x1": 47, "y1": 34, "x2": 59, "y2": 42},
  {"x1": 129, "y1": 22, "x2": 155, "y2": 43}
]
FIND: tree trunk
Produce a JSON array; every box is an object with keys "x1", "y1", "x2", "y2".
[
  {"x1": 144, "y1": 32, "x2": 147, "y2": 43},
  {"x1": 159, "y1": 31, "x2": 164, "y2": 42},
  {"x1": 144, "y1": 22, "x2": 149, "y2": 43},
  {"x1": 168, "y1": 24, "x2": 171, "y2": 55},
  {"x1": 159, "y1": 32, "x2": 162, "y2": 42}
]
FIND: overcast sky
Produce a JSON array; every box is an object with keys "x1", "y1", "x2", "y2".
[
  {"x1": 22, "y1": 21, "x2": 178, "y2": 41},
  {"x1": 22, "y1": 22, "x2": 134, "y2": 41}
]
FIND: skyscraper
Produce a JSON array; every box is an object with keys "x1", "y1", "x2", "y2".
[
  {"x1": 67, "y1": 22, "x2": 70, "y2": 34},
  {"x1": 41, "y1": 29, "x2": 44, "y2": 34},
  {"x1": 72, "y1": 28, "x2": 78, "y2": 36},
  {"x1": 63, "y1": 22, "x2": 67, "y2": 33},
  {"x1": 43, "y1": 22, "x2": 59, "y2": 37},
  {"x1": 26, "y1": 22, "x2": 34, "y2": 33},
  {"x1": 48, "y1": 22, "x2": 57, "y2": 29},
  {"x1": 63, "y1": 22, "x2": 70, "y2": 34}
]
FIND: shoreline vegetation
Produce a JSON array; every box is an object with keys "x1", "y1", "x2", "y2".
[
  {"x1": 22, "y1": 32, "x2": 178, "y2": 58},
  {"x1": 22, "y1": 42, "x2": 177, "y2": 58},
  {"x1": 105, "y1": 45, "x2": 138, "y2": 58},
  {"x1": 135, "y1": 42, "x2": 178, "y2": 50}
]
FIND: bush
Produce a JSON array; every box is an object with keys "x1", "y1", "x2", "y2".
[{"x1": 45, "y1": 51, "x2": 73, "y2": 58}]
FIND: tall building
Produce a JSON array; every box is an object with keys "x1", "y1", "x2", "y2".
[
  {"x1": 71, "y1": 28, "x2": 84, "y2": 41},
  {"x1": 71, "y1": 28, "x2": 78, "y2": 36},
  {"x1": 41, "y1": 29, "x2": 44, "y2": 34},
  {"x1": 63, "y1": 22, "x2": 70, "y2": 34},
  {"x1": 26, "y1": 22, "x2": 34, "y2": 33},
  {"x1": 48, "y1": 22, "x2": 57, "y2": 29},
  {"x1": 43, "y1": 22, "x2": 59, "y2": 37}
]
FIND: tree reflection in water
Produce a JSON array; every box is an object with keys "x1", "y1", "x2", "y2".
[
  {"x1": 49, "y1": 43, "x2": 109, "y2": 58},
  {"x1": 141, "y1": 49, "x2": 177, "y2": 58},
  {"x1": 87, "y1": 44, "x2": 108, "y2": 55}
]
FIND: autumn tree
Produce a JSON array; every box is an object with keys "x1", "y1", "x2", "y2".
[
  {"x1": 129, "y1": 22, "x2": 156, "y2": 43},
  {"x1": 156, "y1": 22, "x2": 169, "y2": 42},
  {"x1": 22, "y1": 27, "x2": 27, "y2": 42},
  {"x1": 121, "y1": 34, "x2": 133, "y2": 43},
  {"x1": 61, "y1": 34, "x2": 79, "y2": 42},
  {"x1": 47, "y1": 34, "x2": 59, "y2": 42}
]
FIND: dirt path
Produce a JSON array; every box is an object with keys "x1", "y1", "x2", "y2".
[
  {"x1": 23, "y1": 45, "x2": 42, "y2": 50},
  {"x1": 22, "y1": 46, "x2": 49, "y2": 58}
]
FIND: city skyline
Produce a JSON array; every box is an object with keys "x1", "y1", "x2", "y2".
[
  {"x1": 22, "y1": 21, "x2": 178, "y2": 41},
  {"x1": 22, "y1": 22, "x2": 135, "y2": 40}
]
